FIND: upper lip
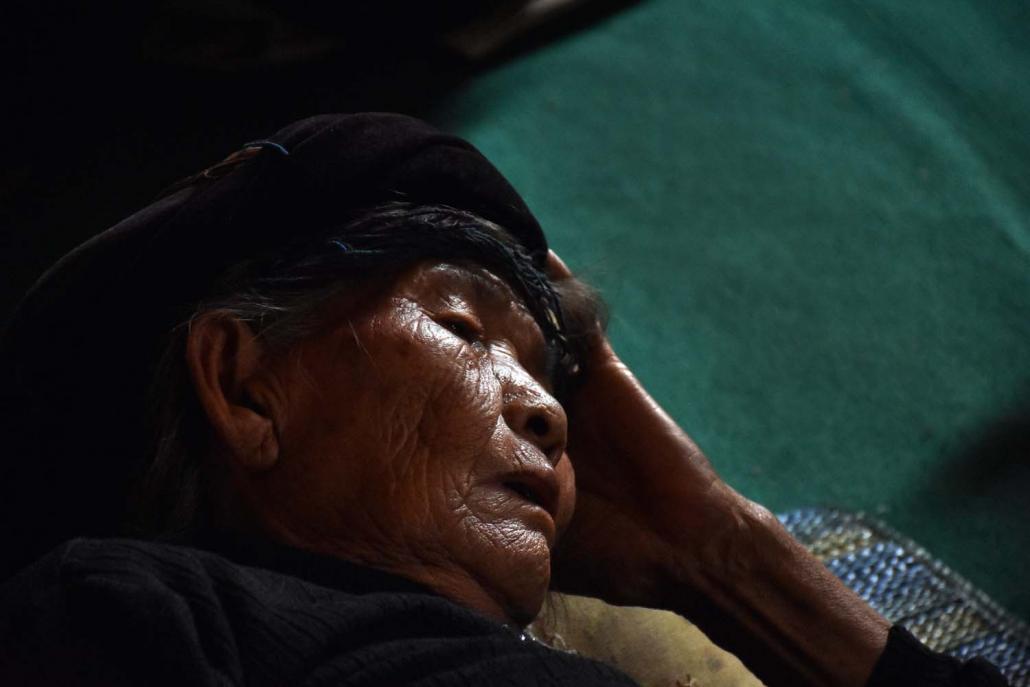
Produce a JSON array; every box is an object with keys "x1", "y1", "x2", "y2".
[{"x1": 499, "y1": 464, "x2": 561, "y2": 523}]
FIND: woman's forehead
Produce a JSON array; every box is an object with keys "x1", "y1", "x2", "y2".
[
  {"x1": 395, "y1": 261, "x2": 529, "y2": 315},
  {"x1": 313, "y1": 260, "x2": 535, "y2": 328}
]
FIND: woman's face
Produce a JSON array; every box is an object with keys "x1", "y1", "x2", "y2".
[{"x1": 245, "y1": 261, "x2": 576, "y2": 625}]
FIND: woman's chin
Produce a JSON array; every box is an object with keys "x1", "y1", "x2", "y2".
[
  {"x1": 489, "y1": 544, "x2": 553, "y2": 627},
  {"x1": 435, "y1": 504, "x2": 556, "y2": 625}
]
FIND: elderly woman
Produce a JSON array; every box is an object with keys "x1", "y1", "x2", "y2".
[{"x1": 0, "y1": 114, "x2": 1007, "y2": 686}]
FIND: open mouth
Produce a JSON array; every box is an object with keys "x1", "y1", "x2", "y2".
[
  {"x1": 504, "y1": 481, "x2": 545, "y2": 509},
  {"x1": 500, "y1": 471, "x2": 558, "y2": 523}
]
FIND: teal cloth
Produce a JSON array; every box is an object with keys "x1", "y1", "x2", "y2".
[{"x1": 430, "y1": 0, "x2": 1030, "y2": 618}]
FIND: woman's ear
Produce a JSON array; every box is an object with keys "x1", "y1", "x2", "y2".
[{"x1": 185, "y1": 312, "x2": 282, "y2": 472}]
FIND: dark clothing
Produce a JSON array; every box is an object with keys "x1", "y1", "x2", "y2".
[
  {"x1": 0, "y1": 538, "x2": 1008, "y2": 686},
  {"x1": 869, "y1": 626, "x2": 1008, "y2": 687},
  {"x1": 0, "y1": 538, "x2": 634, "y2": 686}
]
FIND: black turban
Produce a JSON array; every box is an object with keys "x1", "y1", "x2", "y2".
[{"x1": 0, "y1": 113, "x2": 550, "y2": 579}]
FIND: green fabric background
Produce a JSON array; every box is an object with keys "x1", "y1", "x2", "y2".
[{"x1": 430, "y1": 0, "x2": 1030, "y2": 618}]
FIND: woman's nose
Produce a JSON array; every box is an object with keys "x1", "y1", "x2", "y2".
[{"x1": 499, "y1": 367, "x2": 568, "y2": 466}]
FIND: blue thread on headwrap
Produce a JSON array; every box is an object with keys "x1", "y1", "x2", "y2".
[
  {"x1": 242, "y1": 140, "x2": 290, "y2": 157},
  {"x1": 329, "y1": 240, "x2": 386, "y2": 257}
]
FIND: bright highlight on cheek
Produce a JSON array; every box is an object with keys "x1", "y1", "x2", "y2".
[{"x1": 279, "y1": 262, "x2": 570, "y2": 624}]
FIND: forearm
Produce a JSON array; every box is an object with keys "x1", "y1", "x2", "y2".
[
  {"x1": 661, "y1": 502, "x2": 889, "y2": 687},
  {"x1": 564, "y1": 340, "x2": 890, "y2": 685},
  {"x1": 574, "y1": 346, "x2": 889, "y2": 686}
]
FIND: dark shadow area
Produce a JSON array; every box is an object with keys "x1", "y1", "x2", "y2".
[
  {"x1": 458, "y1": 0, "x2": 647, "y2": 69},
  {"x1": 2, "y1": 4, "x2": 471, "y2": 324},
  {"x1": 1, "y1": 0, "x2": 641, "y2": 323},
  {"x1": 905, "y1": 390, "x2": 1030, "y2": 618},
  {"x1": 942, "y1": 414, "x2": 1030, "y2": 498}
]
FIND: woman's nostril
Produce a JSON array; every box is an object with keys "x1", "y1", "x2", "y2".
[{"x1": 526, "y1": 415, "x2": 549, "y2": 438}]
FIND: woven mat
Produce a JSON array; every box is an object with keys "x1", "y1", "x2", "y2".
[{"x1": 780, "y1": 508, "x2": 1030, "y2": 686}]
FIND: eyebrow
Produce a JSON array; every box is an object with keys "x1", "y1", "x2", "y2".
[{"x1": 463, "y1": 268, "x2": 520, "y2": 308}]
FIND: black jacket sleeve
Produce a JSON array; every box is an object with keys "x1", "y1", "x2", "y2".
[{"x1": 868, "y1": 625, "x2": 1009, "y2": 686}]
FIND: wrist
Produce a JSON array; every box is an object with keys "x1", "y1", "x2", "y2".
[{"x1": 662, "y1": 499, "x2": 889, "y2": 687}]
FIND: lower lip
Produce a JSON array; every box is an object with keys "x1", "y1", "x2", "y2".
[{"x1": 500, "y1": 486, "x2": 556, "y2": 539}]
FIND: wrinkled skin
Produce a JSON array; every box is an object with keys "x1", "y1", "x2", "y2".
[
  {"x1": 193, "y1": 261, "x2": 575, "y2": 626},
  {"x1": 191, "y1": 254, "x2": 890, "y2": 686}
]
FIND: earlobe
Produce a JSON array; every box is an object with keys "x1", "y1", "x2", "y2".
[{"x1": 185, "y1": 312, "x2": 283, "y2": 472}]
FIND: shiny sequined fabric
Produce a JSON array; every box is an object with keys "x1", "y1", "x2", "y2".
[{"x1": 780, "y1": 508, "x2": 1029, "y2": 686}]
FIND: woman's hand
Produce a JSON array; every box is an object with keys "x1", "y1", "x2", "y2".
[
  {"x1": 546, "y1": 251, "x2": 754, "y2": 607},
  {"x1": 546, "y1": 251, "x2": 889, "y2": 687},
  {"x1": 552, "y1": 334, "x2": 758, "y2": 607}
]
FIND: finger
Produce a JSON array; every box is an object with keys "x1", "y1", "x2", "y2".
[{"x1": 545, "y1": 249, "x2": 574, "y2": 281}]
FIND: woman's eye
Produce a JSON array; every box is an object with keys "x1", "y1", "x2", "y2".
[{"x1": 441, "y1": 316, "x2": 483, "y2": 344}]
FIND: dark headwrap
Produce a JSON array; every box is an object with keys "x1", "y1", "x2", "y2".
[{"x1": 0, "y1": 113, "x2": 562, "y2": 578}]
